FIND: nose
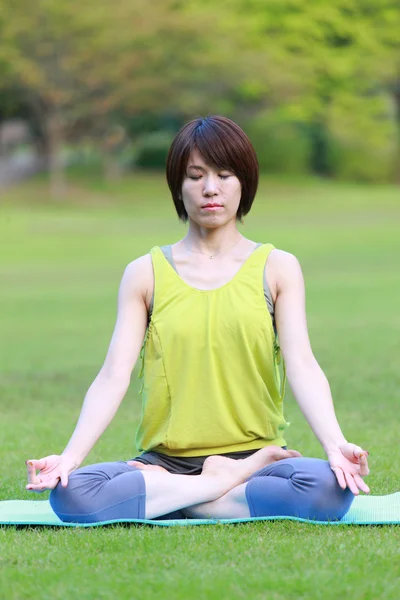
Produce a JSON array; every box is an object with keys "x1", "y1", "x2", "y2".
[{"x1": 203, "y1": 174, "x2": 219, "y2": 196}]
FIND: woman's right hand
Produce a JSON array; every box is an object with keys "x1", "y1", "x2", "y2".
[{"x1": 26, "y1": 454, "x2": 78, "y2": 492}]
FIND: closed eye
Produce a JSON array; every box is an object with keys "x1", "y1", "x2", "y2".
[{"x1": 188, "y1": 174, "x2": 231, "y2": 180}]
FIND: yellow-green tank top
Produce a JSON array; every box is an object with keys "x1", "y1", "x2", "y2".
[{"x1": 136, "y1": 243, "x2": 289, "y2": 457}]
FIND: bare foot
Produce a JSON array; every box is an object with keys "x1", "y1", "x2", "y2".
[
  {"x1": 240, "y1": 446, "x2": 301, "y2": 478},
  {"x1": 202, "y1": 446, "x2": 302, "y2": 490},
  {"x1": 127, "y1": 461, "x2": 169, "y2": 473}
]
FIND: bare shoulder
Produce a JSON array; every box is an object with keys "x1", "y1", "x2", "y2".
[
  {"x1": 266, "y1": 249, "x2": 304, "y2": 299},
  {"x1": 120, "y1": 253, "x2": 154, "y2": 306},
  {"x1": 123, "y1": 253, "x2": 153, "y2": 282}
]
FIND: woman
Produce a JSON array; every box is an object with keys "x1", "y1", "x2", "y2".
[{"x1": 26, "y1": 115, "x2": 370, "y2": 523}]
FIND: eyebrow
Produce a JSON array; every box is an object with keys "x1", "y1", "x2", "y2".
[{"x1": 187, "y1": 164, "x2": 231, "y2": 171}]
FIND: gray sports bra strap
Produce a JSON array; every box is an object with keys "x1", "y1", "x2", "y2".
[
  {"x1": 254, "y1": 243, "x2": 275, "y2": 323},
  {"x1": 160, "y1": 244, "x2": 176, "y2": 270}
]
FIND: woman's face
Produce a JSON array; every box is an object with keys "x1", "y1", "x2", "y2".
[{"x1": 181, "y1": 148, "x2": 241, "y2": 227}]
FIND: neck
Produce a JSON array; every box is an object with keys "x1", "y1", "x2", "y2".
[{"x1": 184, "y1": 220, "x2": 242, "y2": 255}]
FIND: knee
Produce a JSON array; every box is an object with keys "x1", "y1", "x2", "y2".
[
  {"x1": 49, "y1": 469, "x2": 100, "y2": 521},
  {"x1": 302, "y1": 460, "x2": 354, "y2": 521}
]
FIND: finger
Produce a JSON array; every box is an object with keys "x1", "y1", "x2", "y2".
[
  {"x1": 331, "y1": 467, "x2": 346, "y2": 490},
  {"x1": 26, "y1": 458, "x2": 47, "y2": 471},
  {"x1": 26, "y1": 473, "x2": 43, "y2": 490},
  {"x1": 352, "y1": 446, "x2": 365, "y2": 460},
  {"x1": 26, "y1": 486, "x2": 47, "y2": 494},
  {"x1": 287, "y1": 449, "x2": 303, "y2": 458},
  {"x1": 358, "y1": 454, "x2": 370, "y2": 477},
  {"x1": 26, "y1": 483, "x2": 46, "y2": 492},
  {"x1": 353, "y1": 473, "x2": 370, "y2": 494},
  {"x1": 344, "y1": 471, "x2": 359, "y2": 495},
  {"x1": 26, "y1": 461, "x2": 40, "y2": 484},
  {"x1": 26, "y1": 478, "x2": 59, "y2": 492},
  {"x1": 60, "y1": 469, "x2": 68, "y2": 487},
  {"x1": 352, "y1": 448, "x2": 369, "y2": 463}
]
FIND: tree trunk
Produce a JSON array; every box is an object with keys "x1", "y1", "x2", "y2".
[
  {"x1": 102, "y1": 150, "x2": 122, "y2": 182},
  {"x1": 100, "y1": 126, "x2": 125, "y2": 182},
  {"x1": 46, "y1": 109, "x2": 67, "y2": 199},
  {"x1": 393, "y1": 86, "x2": 400, "y2": 184}
]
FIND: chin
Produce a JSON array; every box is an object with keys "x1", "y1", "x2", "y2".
[
  {"x1": 189, "y1": 211, "x2": 236, "y2": 228},
  {"x1": 201, "y1": 218, "x2": 229, "y2": 228}
]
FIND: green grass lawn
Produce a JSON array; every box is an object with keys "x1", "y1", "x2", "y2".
[{"x1": 1, "y1": 172, "x2": 399, "y2": 599}]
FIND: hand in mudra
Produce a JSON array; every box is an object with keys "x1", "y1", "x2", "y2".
[
  {"x1": 26, "y1": 454, "x2": 78, "y2": 492},
  {"x1": 327, "y1": 442, "x2": 370, "y2": 495}
]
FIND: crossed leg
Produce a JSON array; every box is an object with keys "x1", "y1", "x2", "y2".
[
  {"x1": 50, "y1": 452, "x2": 354, "y2": 524},
  {"x1": 50, "y1": 447, "x2": 297, "y2": 523},
  {"x1": 183, "y1": 457, "x2": 355, "y2": 522}
]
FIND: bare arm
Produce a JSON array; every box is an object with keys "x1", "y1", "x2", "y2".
[
  {"x1": 62, "y1": 256, "x2": 151, "y2": 465},
  {"x1": 272, "y1": 251, "x2": 346, "y2": 452},
  {"x1": 271, "y1": 250, "x2": 369, "y2": 494},
  {"x1": 26, "y1": 255, "x2": 152, "y2": 490}
]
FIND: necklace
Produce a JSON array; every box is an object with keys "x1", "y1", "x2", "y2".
[{"x1": 184, "y1": 236, "x2": 242, "y2": 259}]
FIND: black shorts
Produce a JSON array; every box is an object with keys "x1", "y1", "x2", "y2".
[{"x1": 131, "y1": 447, "x2": 286, "y2": 475}]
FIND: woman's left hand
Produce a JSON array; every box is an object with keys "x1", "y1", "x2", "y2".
[{"x1": 327, "y1": 442, "x2": 370, "y2": 495}]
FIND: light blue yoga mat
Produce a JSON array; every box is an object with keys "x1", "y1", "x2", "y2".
[{"x1": 1, "y1": 493, "x2": 399, "y2": 526}]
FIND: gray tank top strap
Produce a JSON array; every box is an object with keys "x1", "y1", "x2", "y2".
[
  {"x1": 149, "y1": 244, "x2": 276, "y2": 332},
  {"x1": 254, "y1": 243, "x2": 275, "y2": 321}
]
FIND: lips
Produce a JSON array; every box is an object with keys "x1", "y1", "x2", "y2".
[{"x1": 202, "y1": 203, "x2": 223, "y2": 208}]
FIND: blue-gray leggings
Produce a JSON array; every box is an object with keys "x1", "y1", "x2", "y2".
[{"x1": 49, "y1": 457, "x2": 354, "y2": 523}]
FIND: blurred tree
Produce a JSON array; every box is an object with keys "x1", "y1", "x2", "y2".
[
  {"x1": 0, "y1": 0, "x2": 112, "y2": 195},
  {"x1": 0, "y1": 0, "x2": 399, "y2": 187},
  {"x1": 0, "y1": 0, "x2": 254, "y2": 191},
  {"x1": 189, "y1": 0, "x2": 400, "y2": 179}
]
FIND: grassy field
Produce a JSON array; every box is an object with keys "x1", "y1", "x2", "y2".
[{"x1": 1, "y1": 172, "x2": 399, "y2": 599}]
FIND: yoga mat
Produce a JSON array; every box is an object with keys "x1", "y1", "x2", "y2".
[{"x1": 1, "y1": 493, "x2": 399, "y2": 526}]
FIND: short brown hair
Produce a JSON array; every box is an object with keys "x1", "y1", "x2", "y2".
[{"x1": 166, "y1": 115, "x2": 259, "y2": 222}]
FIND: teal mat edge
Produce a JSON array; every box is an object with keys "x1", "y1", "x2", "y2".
[
  {"x1": 2, "y1": 516, "x2": 400, "y2": 527},
  {"x1": 1, "y1": 494, "x2": 400, "y2": 527}
]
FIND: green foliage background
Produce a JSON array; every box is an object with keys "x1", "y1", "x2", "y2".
[{"x1": 0, "y1": 0, "x2": 399, "y2": 182}]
